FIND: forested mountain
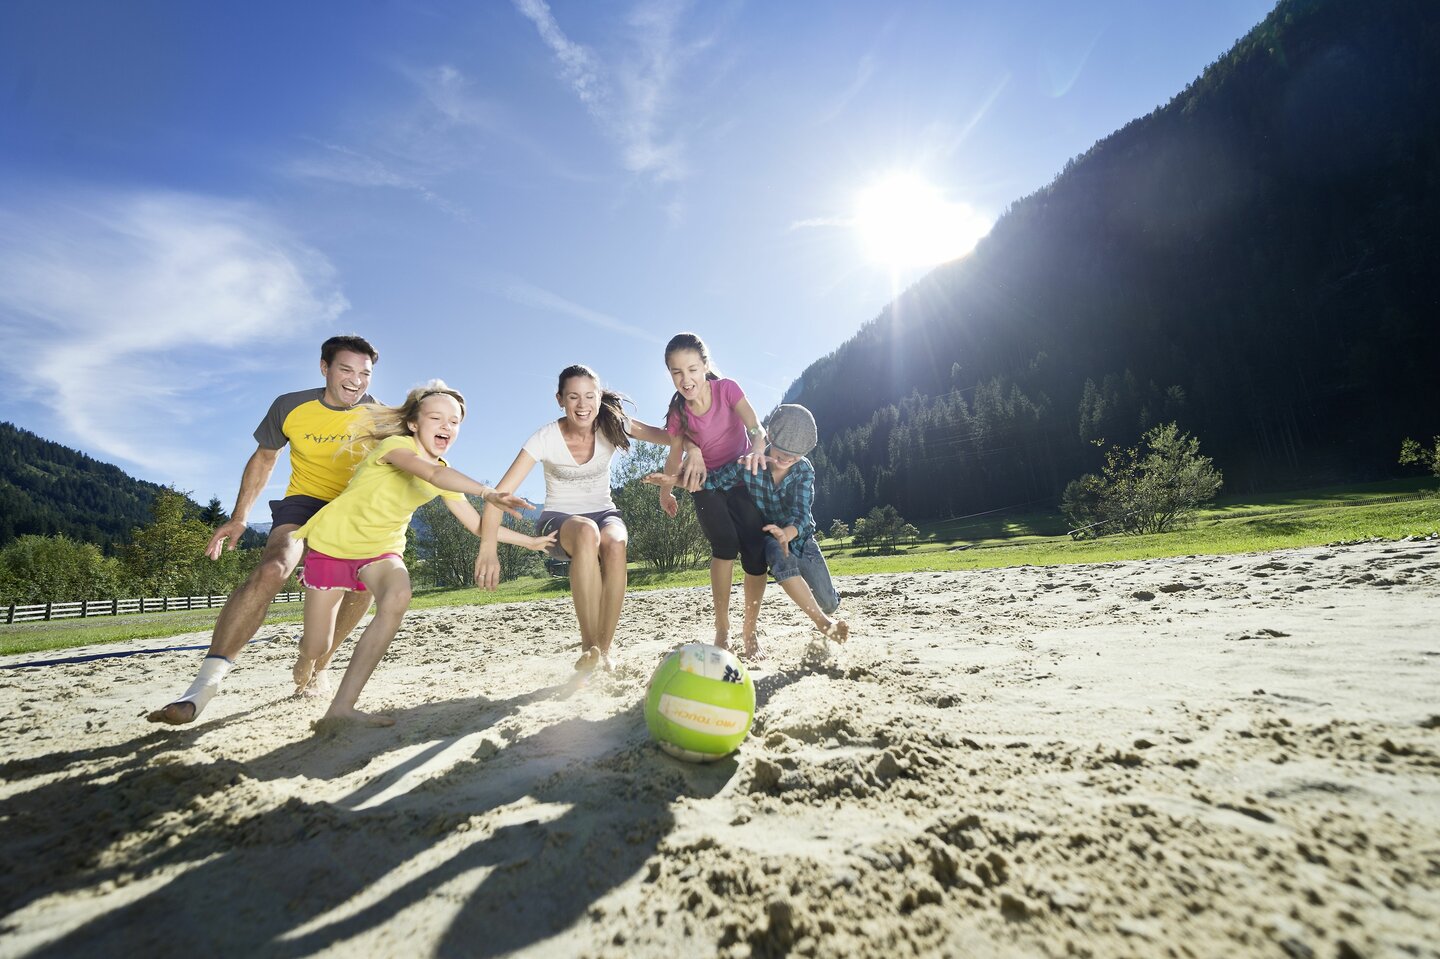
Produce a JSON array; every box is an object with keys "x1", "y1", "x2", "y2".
[
  {"x1": 787, "y1": 0, "x2": 1440, "y2": 525},
  {"x1": 0, "y1": 422, "x2": 193, "y2": 550}
]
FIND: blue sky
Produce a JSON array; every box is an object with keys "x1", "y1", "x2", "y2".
[{"x1": 0, "y1": 0, "x2": 1274, "y2": 510}]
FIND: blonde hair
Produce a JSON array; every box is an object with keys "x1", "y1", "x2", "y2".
[{"x1": 348, "y1": 380, "x2": 466, "y2": 455}]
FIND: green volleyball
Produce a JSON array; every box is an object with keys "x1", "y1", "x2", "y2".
[{"x1": 644, "y1": 643, "x2": 756, "y2": 763}]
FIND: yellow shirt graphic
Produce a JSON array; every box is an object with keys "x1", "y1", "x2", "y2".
[
  {"x1": 254, "y1": 389, "x2": 377, "y2": 501},
  {"x1": 294, "y1": 435, "x2": 462, "y2": 558}
]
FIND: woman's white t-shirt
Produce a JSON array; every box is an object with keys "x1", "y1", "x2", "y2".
[{"x1": 521, "y1": 419, "x2": 622, "y2": 514}]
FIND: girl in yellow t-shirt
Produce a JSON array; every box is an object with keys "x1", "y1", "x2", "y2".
[{"x1": 293, "y1": 381, "x2": 554, "y2": 727}]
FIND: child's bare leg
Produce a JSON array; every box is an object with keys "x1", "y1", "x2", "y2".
[
  {"x1": 779, "y1": 577, "x2": 847, "y2": 642},
  {"x1": 295, "y1": 589, "x2": 343, "y2": 696},
  {"x1": 741, "y1": 573, "x2": 767, "y2": 660},
  {"x1": 322, "y1": 559, "x2": 409, "y2": 727},
  {"x1": 311, "y1": 590, "x2": 372, "y2": 691},
  {"x1": 710, "y1": 558, "x2": 734, "y2": 648}
]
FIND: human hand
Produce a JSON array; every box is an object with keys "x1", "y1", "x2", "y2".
[
  {"x1": 678, "y1": 455, "x2": 707, "y2": 492},
  {"x1": 660, "y1": 489, "x2": 678, "y2": 518},
  {"x1": 205, "y1": 519, "x2": 248, "y2": 560},
  {"x1": 528, "y1": 531, "x2": 558, "y2": 553},
  {"x1": 483, "y1": 488, "x2": 534, "y2": 519},
  {"x1": 739, "y1": 449, "x2": 768, "y2": 475},
  {"x1": 763, "y1": 523, "x2": 792, "y2": 557},
  {"x1": 642, "y1": 471, "x2": 680, "y2": 487},
  {"x1": 474, "y1": 550, "x2": 502, "y2": 590}
]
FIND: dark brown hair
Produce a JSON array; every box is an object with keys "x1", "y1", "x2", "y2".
[
  {"x1": 557, "y1": 364, "x2": 631, "y2": 451},
  {"x1": 321, "y1": 334, "x2": 379, "y2": 365},
  {"x1": 664, "y1": 332, "x2": 720, "y2": 447}
]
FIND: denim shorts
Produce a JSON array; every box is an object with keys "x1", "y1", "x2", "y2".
[
  {"x1": 765, "y1": 536, "x2": 839, "y2": 614},
  {"x1": 536, "y1": 508, "x2": 626, "y2": 560}
]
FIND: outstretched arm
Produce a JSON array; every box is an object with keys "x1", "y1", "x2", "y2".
[
  {"x1": 473, "y1": 450, "x2": 539, "y2": 589},
  {"x1": 380, "y1": 446, "x2": 534, "y2": 518},
  {"x1": 446, "y1": 497, "x2": 555, "y2": 552},
  {"x1": 629, "y1": 416, "x2": 705, "y2": 491},
  {"x1": 205, "y1": 446, "x2": 279, "y2": 559}
]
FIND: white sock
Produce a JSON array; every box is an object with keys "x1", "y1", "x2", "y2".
[{"x1": 174, "y1": 655, "x2": 231, "y2": 718}]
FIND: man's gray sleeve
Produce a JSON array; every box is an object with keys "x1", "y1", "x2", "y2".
[{"x1": 253, "y1": 395, "x2": 292, "y2": 450}]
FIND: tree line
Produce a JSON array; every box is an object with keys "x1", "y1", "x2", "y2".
[
  {"x1": 0, "y1": 422, "x2": 191, "y2": 550},
  {"x1": 787, "y1": 0, "x2": 1440, "y2": 525}
]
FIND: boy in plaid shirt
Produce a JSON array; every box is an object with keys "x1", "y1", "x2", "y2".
[{"x1": 722, "y1": 404, "x2": 848, "y2": 657}]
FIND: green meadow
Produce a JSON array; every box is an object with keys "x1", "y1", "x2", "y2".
[{"x1": 3, "y1": 479, "x2": 1435, "y2": 659}]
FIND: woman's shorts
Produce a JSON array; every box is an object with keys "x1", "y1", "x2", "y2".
[
  {"x1": 300, "y1": 550, "x2": 401, "y2": 591},
  {"x1": 536, "y1": 509, "x2": 626, "y2": 560}
]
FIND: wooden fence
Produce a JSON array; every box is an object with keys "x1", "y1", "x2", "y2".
[{"x1": 4, "y1": 592, "x2": 304, "y2": 625}]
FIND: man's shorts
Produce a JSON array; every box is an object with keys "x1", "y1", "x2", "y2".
[
  {"x1": 535, "y1": 508, "x2": 626, "y2": 560},
  {"x1": 269, "y1": 495, "x2": 330, "y2": 529},
  {"x1": 299, "y1": 550, "x2": 401, "y2": 591}
]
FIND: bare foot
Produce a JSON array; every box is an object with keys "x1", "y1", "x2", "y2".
[
  {"x1": 292, "y1": 656, "x2": 316, "y2": 697},
  {"x1": 713, "y1": 629, "x2": 730, "y2": 651},
  {"x1": 822, "y1": 619, "x2": 850, "y2": 643},
  {"x1": 307, "y1": 668, "x2": 333, "y2": 697},
  {"x1": 146, "y1": 701, "x2": 196, "y2": 725},
  {"x1": 600, "y1": 649, "x2": 620, "y2": 673},
  {"x1": 741, "y1": 633, "x2": 767, "y2": 662},
  {"x1": 574, "y1": 646, "x2": 601, "y2": 673},
  {"x1": 317, "y1": 707, "x2": 395, "y2": 729}
]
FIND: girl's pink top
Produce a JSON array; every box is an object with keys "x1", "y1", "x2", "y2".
[{"x1": 666, "y1": 377, "x2": 750, "y2": 469}]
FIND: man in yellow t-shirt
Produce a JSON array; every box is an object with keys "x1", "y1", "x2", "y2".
[{"x1": 147, "y1": 335, "x2": 381, "y2": 726}]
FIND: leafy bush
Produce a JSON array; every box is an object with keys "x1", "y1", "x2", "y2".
[
  {"x1": 1062, "y1": 423, "x2": 1222, "y2": 537},
  {"x1": 613, "y1": 443, "x2": 709, "y2": 573},
  {"x1": 1399, "y1": 436, "x2": 1440, "y2": 477},
  {"x1": 853, "y1": 504, "x2": 908, "y2": 553},
  {"x1": 0, "y1": 535, "x2": 126, "y2": 605}
]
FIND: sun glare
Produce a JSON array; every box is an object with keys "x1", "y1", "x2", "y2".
[{"x1": 854, "y1": 172, "x2": 991, "y2": 271}]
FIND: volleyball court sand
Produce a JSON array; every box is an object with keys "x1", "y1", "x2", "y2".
[{"x1": 1, "y1": 537, "x2": 1438, "y2": 958}]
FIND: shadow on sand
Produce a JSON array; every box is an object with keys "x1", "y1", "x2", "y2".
[{"x1": 2, "y1": 679, "x2": 737, "y2": 957}]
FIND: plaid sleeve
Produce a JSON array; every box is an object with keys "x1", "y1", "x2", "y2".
[
  {"x1": 705, "y1": 461, "x2": 743, "y2": 492},
  {"x1": 784, "y1": 460, "x2": 816, "y2": 545}
]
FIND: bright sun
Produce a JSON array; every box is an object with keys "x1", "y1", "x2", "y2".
[{"x1": 854, "y1": 172, "x2": 991, "y2": 271}]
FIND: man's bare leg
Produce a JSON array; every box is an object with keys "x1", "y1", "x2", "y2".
[{"x1": 147, "y1": 526, "x2": 304, "y2": 725}]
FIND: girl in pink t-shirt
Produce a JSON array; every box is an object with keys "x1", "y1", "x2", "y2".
[{"x1": 657, "y1": 332, "x2": 771, "y2": 659}]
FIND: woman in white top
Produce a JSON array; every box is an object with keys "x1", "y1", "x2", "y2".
[{"x1": 476, "y1": 364, "x2": 676, "y2": 672}]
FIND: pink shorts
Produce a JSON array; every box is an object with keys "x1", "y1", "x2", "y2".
[{"x1": 300, "y1": 550, "x2": 401, "y2": 591}]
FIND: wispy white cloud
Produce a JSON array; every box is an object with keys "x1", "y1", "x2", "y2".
[
  {"x1": 489, "y1": 277, "x2": 663, "y2": 344},
  {"x1": 0, "y1": 191, "x2": 347, "y2": 478},
  {"x1": 287, "y1": 140, "x2": 470, "y2": 218},
  {"x1": 513, "y1": 0, "x2": 609, "y2": 109},
  {"x1": 513, "y1": 0, "x2": 693, "y2": 183},
  {"x1": 285, "y1": 60, "x2": 598, "y2": 212},
  {"x1": 815, "y1": 54, "x2": 879, "y2": 125},
  {"x1": 789, "y1": 215, "x2": 855, "y2": 231}
]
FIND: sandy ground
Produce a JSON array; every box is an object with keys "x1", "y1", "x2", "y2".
[{"x1": 1, "y1": 537, "x2": 1438, "y2": 959}]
